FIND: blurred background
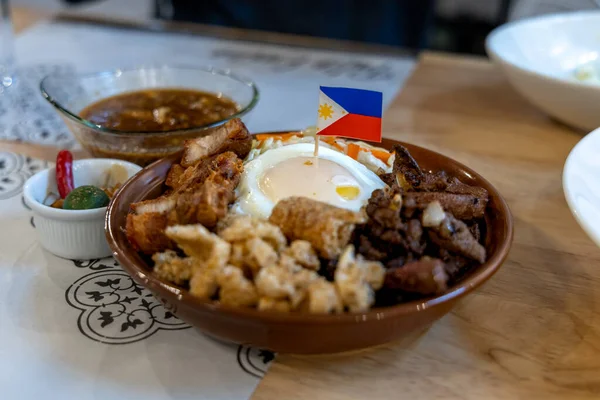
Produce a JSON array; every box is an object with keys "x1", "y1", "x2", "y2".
[{"x1": 12, "y1": 0, "x2": 600, "y2": 55}]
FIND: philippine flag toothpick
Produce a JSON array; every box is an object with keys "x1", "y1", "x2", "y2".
[{"x1": 316, "y1": 86, "x2": 383, "y2": 142}]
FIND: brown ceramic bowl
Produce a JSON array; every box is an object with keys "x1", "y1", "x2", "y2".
[{"x1": 106, "y1": 134, "x2": 513, "y2": 354}]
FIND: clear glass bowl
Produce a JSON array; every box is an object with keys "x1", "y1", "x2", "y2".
[{"x1": 41, "y1": 66, "x2": 259, "y2": 166}]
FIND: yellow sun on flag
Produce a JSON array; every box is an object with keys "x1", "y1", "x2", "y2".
[{"x1": 318, "y1": 103, "x2": 334, "y2": 120}]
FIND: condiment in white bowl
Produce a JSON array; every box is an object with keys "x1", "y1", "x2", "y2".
[{"x1": 23, "y1": 158, "x2": 141, "y2": 260}]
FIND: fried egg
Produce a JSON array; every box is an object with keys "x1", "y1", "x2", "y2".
[{"x1": 233, "y1": 143, "x2": 386, "y2": 219}]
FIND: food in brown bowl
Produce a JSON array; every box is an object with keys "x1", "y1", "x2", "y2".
[{"x1": 106, "y1": 118, "x2": 513, "y2": 354}]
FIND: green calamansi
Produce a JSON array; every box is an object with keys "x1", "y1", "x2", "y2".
[{"x1": 62, "y1": 185, "x2": 110, "y2": 210}]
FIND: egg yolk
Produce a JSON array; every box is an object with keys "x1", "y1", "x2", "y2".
[
  {"x1": 259, "y1": 156, "x2": 361, "y2": 207},
  {"x1": 335, "y1": 185, "x2": 360, "y2": 200}
]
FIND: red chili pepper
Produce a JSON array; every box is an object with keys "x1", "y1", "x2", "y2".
[{"x1": 56, "y1": 150, "x2": 74, "y2": 199}]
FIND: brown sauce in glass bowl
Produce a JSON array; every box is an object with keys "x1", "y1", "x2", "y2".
[{"x1": 79, "y1": 88, "x2": 239, "y2": 132}]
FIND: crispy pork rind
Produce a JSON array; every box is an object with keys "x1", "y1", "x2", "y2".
[
  {"x1": 254, "y1": 258, "x2": 335, "y2": 312},
  {"x1": 152, "y1": 250, "x2": 197, "y2": 285},
  {"x1": 257, "y1": 297, "x2": 292, "y2": 313},
  {"x1": 189, "y1": 266, "x2": 219, "y2": 299},
  {"x1": 228, "y1": 242, "x2": 247, "y2": 269},
  {"x1": 269, "y1": 197, "x2": 365, "y2": 259},
  {"x1": 218, "y1": 215, "x2": 287, "y2": 252},
  {"x1": 283, "y1": 240, "x2": 320, "y2": 270},
  {"x1": 244, "y1": 237, "x2": 278, "y2": 272},
  {"x1": 217, "y1": 265, "x2": 258, "y2": 307},
  {"x1": 165, "y1": 224, "x2": 230, "y2": 269},
  {"x1": 334, "y1": 245, "x2": 385, "y2": 312},
  {"x1": 305, "y1": 279, "x2": 343, "y2": 314},
  {"x1": 254, "y1": 264, "x2": 296, "y2": 299},
  {"x1": 255, "y1": 259, "x2": 318, "y2": 299},
  {"x1": 277, "y1": 253, "x2": 302, "y2": 272}
]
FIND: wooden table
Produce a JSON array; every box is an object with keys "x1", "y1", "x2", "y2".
[
  {"x1": 5, "y1": 7, "x2": 600, "y2": 400},
  {"x1": 252, "y1": 53, "x2": 600, "y2": 400}
]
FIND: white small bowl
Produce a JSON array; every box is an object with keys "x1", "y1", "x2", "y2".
[
  {"x1": 563, "y1": 127, "x2": 600, "y2": 247},
  {"x1": 486, "y1": 11, "x2": 600, "y2": 131},
  {"x1": 23, "y1": 158, "x2": 142, "y2": 260}
]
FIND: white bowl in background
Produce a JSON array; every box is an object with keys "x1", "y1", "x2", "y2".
[
  {"x1": 486, "y1": 11, "x2": 600, "y2": 131},
  {"x1": 563, "y1": 126, "x2": 600, "y2": 247},
  {"x1": 23, "y1": 158, "x2": 142, "y2": 260}
]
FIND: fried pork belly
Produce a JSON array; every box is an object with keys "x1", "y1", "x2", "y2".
[
  {"x1": 165, "y1": 163, "x2": 185, "y2": 189},
  {"x1": 181, "y1": 151, "x2": 241, "y2": 192},
  {"x1": 173, "y1": 181, "x2": 235, "y2": 229},
  {"x1": 130, "y1": 195, "x2": 177, "y2": 214},
  {"x1": 167, "y1": 154, "x2": 220, "y2": 191},
  {"x1": 180, "y1": 118, "x2": 252, "y2": 168},
  {"x1": 167, "y1": 137, "x2": 247, "y2": 191},
  {"x1": 125, "y1": 152, "x2": 243, "y2": 254},
  {"x1": 126, "y1": 200, "x2": 176, "y2": 254},
  {"x1": 172, "y1": 153, "x2": 243, "y2": 229}
]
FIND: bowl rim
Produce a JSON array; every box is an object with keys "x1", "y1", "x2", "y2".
[
  {"x1": 39, "y1": 64, "x2": 260, "y2": 137},
  {"x1": 563, "y1": 126, "x2": 600, "y2": 248},
  {"x1": 24, "y1": 158, "x2": 142, "y2": 220},
  {"x1": 106, "y1": 135, "x2": 514, "y2": 325},
  {"x1": 485, "y1": 10, "x2": 600, "y2": 90}
]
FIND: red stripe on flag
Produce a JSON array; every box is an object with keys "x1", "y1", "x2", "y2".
[{"x1": 318, "y1": 113, "x2": 382, "y2": 142}]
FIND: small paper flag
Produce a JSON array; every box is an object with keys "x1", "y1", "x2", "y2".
[{"x1": 316, "y1": 86, "x2": 383, "y2": 142}]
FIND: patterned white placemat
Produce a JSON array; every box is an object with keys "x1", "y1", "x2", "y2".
[
  {"x1": 0, "y1": 64, "x2": 79, "y2": 148},
  {"x1": 0, "y1": 151, "x2": 273, "y2": 399},
  {"x1": 0, "y1": 21, "x2": 415, "y2": 148}
]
